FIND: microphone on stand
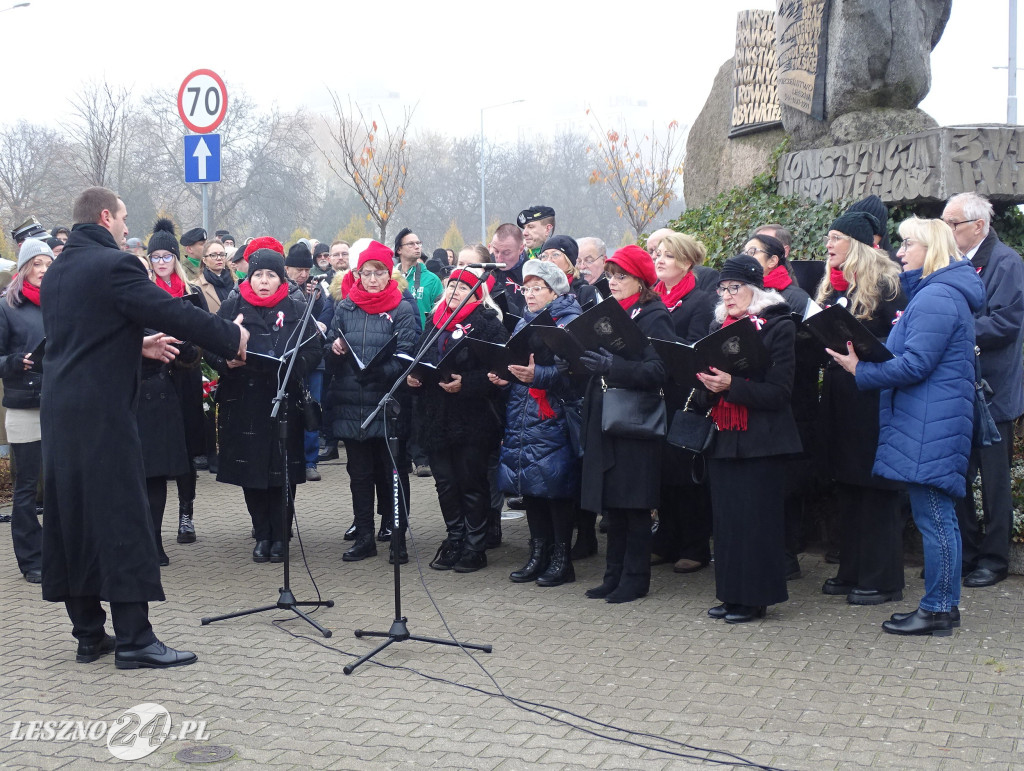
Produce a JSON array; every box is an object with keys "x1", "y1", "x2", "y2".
[{"x1": 466, "y1": 263, "x2": 504, "y2": 270}]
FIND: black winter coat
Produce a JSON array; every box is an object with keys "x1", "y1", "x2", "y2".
[
  {"x1": 819, "y1": 286, "x2": 905, "y2": 486},
  {"x1": 40, "y1": 224, "x2": 241, "y2": 603},
  {"x1": 325, "y1": 293, "x2": 418, "y2": 442},
  {"x1": 413, "y1": 304, "x2": 509, "y2": 452},
  {"x1": 210, "y1": 289, "x2": 322, "y2": 489},
  {"x1": 0, "y1": 298, "x2": 44, "y2": 409},
  {"x1": 137, "y1": 362, "x2": 190, "y2": 480},
  {"x1": 705, "y1": 301, "x2": 803, "y2": 460},
  {"x1": 580, "y1": 297, "x2": 673, "y2": 513}
]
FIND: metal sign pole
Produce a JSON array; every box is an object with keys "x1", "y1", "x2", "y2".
[{"x1": 202, "y1": 184, "x2": 209, "y2": 234}]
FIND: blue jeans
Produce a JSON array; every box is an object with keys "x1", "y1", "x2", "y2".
[
  {"x1": 907, "y1": 483, "x2": 962, "y2": 612},
  {"x1": 303, "y1": 369, "x2": 323, "y2": 468}
]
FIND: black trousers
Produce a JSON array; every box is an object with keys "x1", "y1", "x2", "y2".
[
  {"x1": 602, "y1": 508, "x2": 652, "y2": 594},
  {"x1": 834, "y1": 483, "x2": 904, "y2": 592},
  {"x1": 345, "y1": 438, "x2": 408, "y2": 536},
  {"x1": 242, "y1": 485, "x2": 296, "y2": 541},
  {"x1": 429, "y1": 444, "x2": 489, "y2": 552},
  {"x1": 524, "y1": 496, "x2": 574, "y2": 546},
  {"x1": 175, "y1": 463, "x2": 196, "y2": 503},
  {"x1": 64, "y1": 597, "x2": 157, "y2": 652},
  {"x1": 956, "y1": 420, "x2": 1013, "y2": 572},
  {"x1": 146, "y1": 477, "x2": 169, "y2": 554},
  {"x1": 652, "y1": 482, "x2": 712, "y2": 564},
  {"x1": 10, "y1": 441, "x2": 42, "y2": 574}
]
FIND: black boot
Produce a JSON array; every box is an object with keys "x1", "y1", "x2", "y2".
[
  {"x1": 509, "y1": 538, "x2": 549, "y2": 583},
  {"x1": 570, "y1": 511, "x2": 598, "y2": 560},
  {"x1": 252, "y1": 540, "x2": 272, "y2": 563},
  {"x1": 344, "y1": 521, "x2": 357, "y2": 541},
  {"x1": 269, "y1": 541, "x2": 285, "y2": 563},
  {"x1": 177, "y1": 500, "x2": 196, "y2": 544},
  {"x1": 343, "y1": 534, "x2": 377, "y2": 562},
  {"x1": 429, "y1": 538, "x2": 463, "y2": 570},
  {"x1": 536, "y1": 543, "x2": 575, "y2": 586}
]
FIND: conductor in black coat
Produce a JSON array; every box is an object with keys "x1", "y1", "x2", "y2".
[{"x1": 41, "y1": 187, "x2": 247, "y2": 669}]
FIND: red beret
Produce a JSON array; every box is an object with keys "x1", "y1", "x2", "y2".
[
  {"x1": 606, "y1": 245, "x2": 657, "y2": 287},
  {"x1": 356, "y1": 240, "x2": 395, "y2": 273},
  {"x1": 243, "y1": 236, "x2": 284, "y2": 260}
]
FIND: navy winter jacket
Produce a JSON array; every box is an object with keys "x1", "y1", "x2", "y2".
[
  {"x1": 498, "y1": 294, "x2": 583, "y2": 499},
  {"x1": 855, "y1": 259, "x2": 986, "y2": 498}
]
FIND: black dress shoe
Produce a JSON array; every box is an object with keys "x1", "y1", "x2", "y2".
[
  {"x1": 158, "y1": 551, "x2": 169, "y2": 568},
  {"x1": 76, "y1": 634, "x2": 116, "y2": 663},
  {"x1": 453, "y1": 549, "x2": 487, "y2": 573},
  {"x1": 892, "y1": 605, "x2": 960, "y2": 628},
  {"x1": 343, "y1": 535, "x2": 377, "y2": 562},
  {"x1": 252, "y1": 540, "x2": 272, "y2": 563},
  {"x1": 318, "y1": 443, "x2": 339, "y2": 462},
  {"x1": 824, "y1": 549, "x2": 840, "y2": 564},
  {"x1": 708, "y1": 603, "x2": 733, "y2": 619},
  {"x1": 822, "y1": 577, "x2": 856, "y2": 596},
  {"x1": 389, "y1": 543, "x2": 409, "y2": 565},
  {"x1": 376, "y1": 523, "x2": 392, "y2": 542},
  {"x1": 344, "y1": 522, "x2": 357, "y2": 541},
  {"x1": 115, "y1": 641, "x2": 198, "y2": 670},
  {"x1": 605, "y1": 583, "x2": 648, "y2": 604},
  {"x1": 724, "y1": 605, "x2": 766, "y2": 624},
  {"x1": 23, "y1": 568, "x2": 42, "y2": 584},
  {"x1": 963, "y1": 567, "x2": 1008, "y2": 588},
  {"x1": 504, "y1": 496, "x2": 525, "y2": 511},
  {"x1": 847, "y1": 587, "x2": 903, "y2": 606},
  {"x1": 269, "y1": 541, "x2": 285, "y2": 563},
  {"x1": 881, "y1": 608, "x2": 953, "y2": 636},
  {"x1": 585, "y1": 580, "x2": 617, "y2": 599}
]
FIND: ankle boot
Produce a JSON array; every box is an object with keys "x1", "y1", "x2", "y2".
[
  {"x1": 429, "y1": 538, "x2": 462, "y2": 570},
  {"x1": 176, "y1": 500, "x2": 196, "y2": 544},
  {"x1": 509, "y1": 538, "x2": 549, "y2": 583},
  {"x1": 343, "y1": 534, "x2": 377, "y2": 562},
  {"x1": 536, "y1": 543, "x2": 575, "y2": 586}
]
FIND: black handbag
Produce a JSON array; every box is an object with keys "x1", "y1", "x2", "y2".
[
  {"x1": 302, "y1": 386, "x2": 322, "y2": 432},
  {"x1": 599, "y1": 377, "x2": 667, "y2": 440},
  {"x1": 667, "y1": 389, "x2": 717, "y2": 454},
  {"x1": 972, "y1": 346, "x2": 1001, "y2": 448}
]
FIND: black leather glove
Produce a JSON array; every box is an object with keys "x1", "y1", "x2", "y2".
[{"x1": 579, "y1": 347, "x2": 614, "y2": 374}]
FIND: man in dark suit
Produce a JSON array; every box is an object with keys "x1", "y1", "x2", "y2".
[
  {"x1": 41, "y1": 187, "x2": 248, "y2": 668},
  {"x1": 943, "y1": 192, "x2": 1024, "y2": 588}
]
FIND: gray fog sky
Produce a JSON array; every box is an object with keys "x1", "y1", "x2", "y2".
[{"x1": 3, "y1": 0, "x2": 1012, "y2": 141}]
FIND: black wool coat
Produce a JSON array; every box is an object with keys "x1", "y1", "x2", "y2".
[
  {"x1": 209, "y1": 289, "x2": 322, "y2": 489},
  {"x1": 0, "y1": 298, "x2": 44, "y2": 409},
  {"x1": 137, "y1": 359, "x2": 190, "y2": 480},
  {"x1": 413, "y1": 304, "x2": 509, "y2": 452},
  {"x1": 705, "y1": 302, "x2": 803, "y2": 460},
  {"x1": 40, "y1": 224, "x2": 241, "y2": 603},
  {"x1": 580, "y1": 297, "x2": 673, "y2": 513},
  {"x1": 818, "y1": 286, "x2": 905, "y2": 487},
  {"x1": 324, "y1": 294, "x2": 419, "y2": 442}
]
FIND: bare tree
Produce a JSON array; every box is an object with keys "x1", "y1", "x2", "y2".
[
  {"x1": 0, "y1": 121, "x2": 72, "y2": 226},
  {"x1": 63, "y1": 81, "x2": 134, "y2": 187},
  {"x1": 313, "y1": 91, "x2": 415, "y2": 243},
  {"x1": 586, "y1": 111, "x2": 686, "y2": 237}
]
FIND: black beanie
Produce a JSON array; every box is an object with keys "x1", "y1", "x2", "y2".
[
  {"x1": 718, "y1": 254, "x2": 764, "y2": 289},
  {"x1": 147, "y1": 218, "x2": 180, "y2": 257},
  {"x1": 847, "y1": 195, "x2": 888, "y2": 237},
  {"x1": 285, "y1": 242, "x2": 313, "y2": 269},
  {"x1": 247, "y1": 248, "x2": 287, "y2": 281},
  {"x1": 830, "y1": 211, "x2": 878, "y2": 246}
]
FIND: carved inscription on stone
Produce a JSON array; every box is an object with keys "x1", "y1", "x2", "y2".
[
  {"x1": 730, "y1": 10, "x2": 783, "y2": 138},
  {"x1": 777, "y1": 127, "x2": 1024, "y2": 204},
  {"x1": 776, "y1": 0, "x2": 829, "y2": 119}
]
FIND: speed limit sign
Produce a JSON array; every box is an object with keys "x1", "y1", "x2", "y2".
[{"x1": 177, "y1": 69, "x2": 228, "y2": 134}]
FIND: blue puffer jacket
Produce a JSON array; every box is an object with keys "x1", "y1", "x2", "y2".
[
  {"x1": 855, "y1": 259, "x2": 986, "y2": 498},
  {"x1": 498, "y1": 293, "x2": 583, "y2": 499}
]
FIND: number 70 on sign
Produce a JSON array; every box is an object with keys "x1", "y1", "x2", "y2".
[{"x1": 177, "y1": 69, "x2": 228, "y2": 134}]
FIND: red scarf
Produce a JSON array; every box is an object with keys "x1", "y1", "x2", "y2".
[
  {"x1": 528, "y1": 388, "x2": 556, "y2": 419},
  {"x1": 708, "y1": 313, "x2": 768, "y2": 432},
  {"x1": 348, "y1": 279, "x2": 402, "y2": 314},
  {"x1": 830, "y1": 267, "x2": 850, "y2": 292},
  {"x1": 617, "y1": 292, "x2": 641, "y2": 312},
  {"x1": 763, "y1": 264, "x2": 792, "y2": 291},
  {"x1": 21, "y1": 281, "x2": 40, "y2": 306},
  {"x1": 239, "y1": 279, "x2": 289, "y2": 308},
  {"x1": 156, "y1": 273, "x2": 186, "y2": 298},
  {"x1": 432, "y1": 299, "x2": 480, "y2": 331},
  {"x1": 653, "y1": 271, "x2": 696, "y2": 311}
]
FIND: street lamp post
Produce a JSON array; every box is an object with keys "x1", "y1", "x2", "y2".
[
  {"x1": 1010, "y1": 0, "x2": 1018, "y2": 123},
  {"x1": 479, "y1": 99, "x2": 525, "y2": 243}
]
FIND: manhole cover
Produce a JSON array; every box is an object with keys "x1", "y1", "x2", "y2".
[{"x1": 176, "y1": 745, "x2": 235, "y2": 764}]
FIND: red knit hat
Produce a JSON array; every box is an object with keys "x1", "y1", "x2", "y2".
[
  {"x1": 357, "y1": 240, "x2": 394, "y2": 273},
  {"x1": 447, "y1": 268, "x2": 483, "y2": 298},
  {"x1": 606, "y1": 245, "x2": 657, "y2": 287},
  {"x1": 243, "y1": 236, "x2": 284, "y2": 260}
]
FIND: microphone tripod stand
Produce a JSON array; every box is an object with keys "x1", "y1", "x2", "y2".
[
  {"x1": 202, "y1": 284, "x2": 334, "y2": 636},
  {"x1": 343, "y1": 269, "x2": 495, "y2": 674}
]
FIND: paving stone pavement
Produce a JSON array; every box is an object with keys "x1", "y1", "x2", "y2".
[{"x1": 0, "y1": 455, "x2": 1022, "y2": 770}]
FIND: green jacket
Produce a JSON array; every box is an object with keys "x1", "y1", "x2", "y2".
[{"x1": 402, "y1": 262, "x2": 442, "y2": 327}]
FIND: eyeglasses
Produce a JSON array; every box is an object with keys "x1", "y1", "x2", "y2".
[
  {"x1": 601, "y1": 272, "x2": 632, "y2": 283},
  {"x1": 897, "y1": 239, "x2": 920, "y2": 252},
  {"x1": 205, "y1": 251, "x2": 227, "y2": 258},
  {"x1": 358, "y1": 269, "x2": 389, "y2": 279},
  {"x1": 822, "y1": 234, "x2": 850, "y2": 246},
  {"x1": 578, "y1": 255, "x2": 603, "y2": 266},
  {"x1": 150, "y1": 254, "x2": 175, "y2": 263},
  {"x1": 520, "y1": 285, "x2": 551, "y2": 296},
  {"x1": 715, "y1": 283, "x2": 745, "y2": 296},
  {"x1": 742, "y1": 247, "x2": 767, "y2": 258},
  {"x1": 401, "y1": 240, "x2": 422, "y2": 248},
  {"x1": 943, "y1": 218, "x2": 977, "y2": 231}
]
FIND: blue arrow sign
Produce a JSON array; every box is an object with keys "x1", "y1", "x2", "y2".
[{"x1": 184, "y1": 133, "x2": 221, "y2": 183}]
